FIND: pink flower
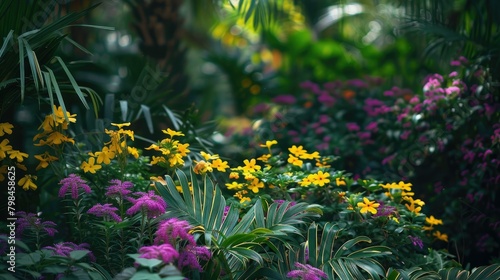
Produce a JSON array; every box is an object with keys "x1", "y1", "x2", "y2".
[
  {"x1": 16, "y1": 212, "x2": 58, "y2": 237},
  {"x1": 178, "y1": 244, "x2": 211, "y2": 271},
  {"x1": 154, "y1": 218, "x2": 195, "y2": 245},
  {"x1": 346, "y1": 122, "x2": 360, "y2": 132},
  {"x1": 127, "y1": 190, "x2": 167, "y2": 218},
  {"x1": 272, "y1": 95, "x2": 296, "y2": 105},
  {"x1": 58, "y1": 174, "x2": 91, "y2": 200},
  {"x1": 445, "y1": 86, "x2": 460, "y2": 95},
  {"x1": 318, "y1": 94, "x2": 335, "y2": 107},
  {"x1": 382, "y1": 154, "x2": 396, "y2": 165},
  {"x1": 106, "y1": 179, "x2": 133, "y2": 199},
  {"x1": 400, "y1": 130, "x2": 411, "y2": 140},
  {"x1": 87, "y1": 203, "x2": 122, "y2": 222},
  {"x1": 138, "y1": 244, "x2": 179, "y2": 264},
  {"x1": 45, "y1": 242, "x2": 95, "y2": 262},
  {"x1": 287, "y1": 262, "x2": 327, "y2": 280}
]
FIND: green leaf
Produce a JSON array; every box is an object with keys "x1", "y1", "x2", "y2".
[
  {"x1": 69, "y1": 250, "x2": 90, "y2": 261},
  {"x1": 134, "y1": 258, "x2": 163, "y2": 270}
]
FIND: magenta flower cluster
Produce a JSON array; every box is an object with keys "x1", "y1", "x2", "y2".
[
  {"x1": 16, "y1": 211, "x2": 58, "y2": 237},
  {"x1": 87, "y1": 203, "x2": 122, "y2": 222},
  {"x1": 126, "y1": 190, "x2": 167, "y2": 218},
  {"x1": 287, "y1": 262, "x2": 327, "y2": 280},
  {"x1": 58, "y1": 174, "x2": 91, "y2": 199},
  {"x1": 44, "y1": 242, "x2": 95, "y2": 262},
  {"x1": 138, "y1": 218, "x2": 211, "y2": 272}
]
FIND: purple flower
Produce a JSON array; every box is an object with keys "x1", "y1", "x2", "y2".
[
  {"x1": 44, "y1": 242, "x2": 95, "y2": 262},
  {"x1": 287, "y1": 262, "x2": 327, "y2": 280},
  {"x1": 154, "y1": 218, "x2": 195, "y2": 245},
  {"x1": 58, "y1": 174, "x2": 91, "y2": 199},
  {"x1": 106, "y1": 179, "x2": 133, "y2": 199},
  {"x1": 272, "y1": 95, "x2": 297, "y2": 105},
  {"x1": 16, "y1": 211, "x2": 58, "y2": 237},
  {"x1": 400, "y1": 130, "x2": 411, "y2": 140},
  {"x1": 408, "y1": 236, "x2": 424, "y2": 249},
  {"x1": 373, "y1": 202, "x2": 397, "y2": 217},
  {"x1": 222, "y1": 206, "x2": 230, "y2": 223},
  {"x1": 138, "y1": 244, "x2": 179, "y2": 263},
  {"x1": 126, "y1": 190, "x2": 167, "y2": 218},
  {"x1": 317, "y1": 94, "x2": 335, "y2": 107},
  {"x1": 365, "y1": 121, "x2": 378, "y2": 132},
  {"x1": 382, "y1": 154, "x2": 396, "y2": 165},
  {"x1": 178, "y1": 244, "x2": 211, "y2": 271},
  {"x1": 346, "y1": 122, "x2": 360, "y2": 132},
  {"x1": 87, "y1": 203, "x2": 122, "y2": 222}
]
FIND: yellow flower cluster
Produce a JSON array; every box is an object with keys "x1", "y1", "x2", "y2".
[
  {"x1": 82, "y1": 123, "x2": 139, "y2": 173},
  {"x1": 0, "y1": 122, "x2": 36, "y2": 190},
  {"x1": 381, "y1": 181, "x2": 425, "y2": 214},
  {"x1": 193, "y1": 151, "x2": 229, "y2": 175},
  {"x1": 424, "y1": 215, "x2": 448, "y2": 242},
  {"x1": 145, "y1": 128, "x2": 190, "y2": 169},
  {"x1": 357, "y1": 197, "x2": 380, "y2": 214}
]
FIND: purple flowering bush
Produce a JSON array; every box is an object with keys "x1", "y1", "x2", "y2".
[{"x1": 221, "y1": 57, "x2": 500, "y2": 266}]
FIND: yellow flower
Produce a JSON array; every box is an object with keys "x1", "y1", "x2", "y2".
[
  {"x1": 177, "y1": 143, "x2": 190, "y2": 156},
  {"x1": 357, "y1": 197, "x2": 380, "y2": 214},
  {"x1": 380, "y1": 181, "x2": 412, "y2": 191},
  {"x1": 242, "y1": 159, "x2": 261, "y2": 173},
  {"x1": 34, "y1": 152, "x2": 58, "y2": 170},
  {"x1": 8, "y1": 150, "x2": 29, "y2": 163},
  {"x1": 94, "y1": 146, "x2": 115, "y2": 164},
  {"x1": 433, "y1": 231, "x2": 448, "y2": 242},
  {"x1": 404, "y1": 197, "x2": 425, "y2": 214},
  {"x1": 311, "y1": 171, "x2": 330, "y2": 187},
  {"x1": 336, "y1": 177, "x2": 346, "y2": 186},
  {"x1": 257, "y1": 154, "x2": 271, "y2": 162},
  {"x1": 111, "y1": 122, "x2": 131, "y2": 128},
  {"x1": 81, "y1": 157, "x2": 102, "y2": 173},
  {"x1": 194, "y1": 160, "x2": 212, "y2": 174},
  {"x1": 300, "y1": 151, "x2": 320, "y2": 160},
  {"x1": 248, "y1": 178, "x2": 264, "y2": 193},
  {"x1": 151, "y1": 156, "x2": 166, "y2": 165},
  {"x1": 53, "y1": 105, "x2": 77, "y2": 124},
  {"x1": 128, "y1": 147, "x2": 140, "y2": 159},
  {"x1": 299, "y1": 176, "x2": 312, "y2": 187},
  {"x1": 425, "y1": 215, "x2": 443, "y2": 226},
  {"x1": 0, "y1": 139, "x2": 13, "y2": 159},
  {"x1": 229, "y1": 172, "x2": 240, "y2": 179},
  {"x1": 163, "y1": 128, "x2": 184, "y2": 138},
  {"x1": 226, "y1": 181, "x2": 243, "y2": 190},
  {"x1": 240, "y1": 196, "x2": 251, "y2": 204},
  {"x1": 18, "y1": 175, "x2": 37, "y2": 191},
  {"x1": 0, "y1": 122, "x2": 14, "y2": 136},
  {"x1": 288, "y1": 145, "x2": 307, "y2": 157},
  {"x1": 211, "y1": 158, "x2": 229, "y2": 172},
  {"x1": 287, "y1": 154, "x2": 303, "y2": 167},
  {"x1": 259, "y1": 140, "x2": 277, "y2": 149}
]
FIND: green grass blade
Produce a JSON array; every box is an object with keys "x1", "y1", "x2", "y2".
[{"x1": 55, "y1": 56, "x2": 89, "y2": 109}]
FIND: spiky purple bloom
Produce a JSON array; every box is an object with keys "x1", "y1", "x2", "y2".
[
  {"x1": 87, "y1": 203, "x2": 122, "y2": 222},
  {"x1": 58, "y1": 174, "x2": 91, "y2": 199},
  {"x1": 44, "y1": 242, "x2": 95, "y2": 262},
  {"x1": 105, "y1": 179, "x2": 133, "y2": 199},
  {"x1": 373, "y1": 202, "x2": 397, "y2": 218},
  {"x1": 178, "y1": 244, "x2": 211, "y2": 271},
  {"x1": 287, "y1": 262, "x2": 327, "y2": 280},
  {"x1": 408, "y1": 236, "x2": 424, "y2": 250},
  {"x1": 126, "y1": 190, "x2": 167, "y2": 218},
  {"x1": 222, "y1": 206, "x2": 230, "y2": 223},
  {"x1": 154, "y1": 218, "x2": 195, "y2": 245},
  {"x1": 138, "y1": 244, "x2": 179, "y2": 263},
  {"x1": 16, "y1": 211, "x2": 58, "y2": 237}
]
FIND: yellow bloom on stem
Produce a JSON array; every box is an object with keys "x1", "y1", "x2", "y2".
[
  {"x1": 81, "y1": 157, "x2": 102, "y2": 173},
  {"x1": 94, "y1": 146, "x2": 115, "y2": 164},
  {"x1": 34, "y1": 152, "x2": 58, "y2": 170},
  {"x1": 177, "y1": 143, "x2": 190, "y2": 156},
  {"x1": 288, "y1": 145, "x2": 307, "y2": 157},
  {"x1": 18, "y1": 175, "x2": 37, "y2": 191},
  {"x1": 357, "y1": 197, "x2": 380, "y2": 214},
  {"x1": 211, "y1": 158, "x2": 229, "y2": 172},
  {"x1": 425, "y1": 215, "x2": 443, "y2": 226},
  {"x1": 0, "y1": 122, "x2": 14, "y2": 136},
  {"x1": 0, "y1": 139, "x2": 13, "y2": 159},
  {"x1": 194, "y1": 160, "x2": 212, "y2": 174},
  {"x1": 200, "y1": 151, "x2": 218, "y2": 160},
  {"x1": 433, "y1": 231, "x2": 448, "y2": 242},
  {"x1": 300, "y1": 151, "x2": 320, "y2": 160},
  {"x1": 8, "y1": 150, "x2": 28, "y2": 163},
  {"x1": 336, "y1": 177, "x2": 346, "y2": 186},
  {"x1": 257, "y1": 153, "x2": 271, "y2": 162},
  {"x1": 163, "y1": 128, "x2": 184, "y2": 138},
  {"x1": 128, "y1": 147, "x2": 140, "y2": 158},
  {"x1": 240, "y1": 196, "x2": 251, "y2": 204},
  {"x1": 287, "y1": 154, "x2": 303, "y2": 167},
  {"x1": 248, "y1": 178, "x2": 264, "y2": 193},
  {"x1": 299, "y1": 176, "x2": 312, "y2": 187},
  {"x1": 229, "y1": 172, "x2": 239, "y2": 179},
  {"x1": 311, "y1": 171, "x2": 330, "y2": 187},
  {"x1": 259, "y1": 140, "x2": 277, "y2": 149},
  {"x1": 226, "y1": 181, "x2": 243, "y2": 190},
  {"x1": 242, "y1": 159, "x2": 261, "y2": 173},
  {"x1": 111, "y1": 122, "x2": 131, "y2": 129}
]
